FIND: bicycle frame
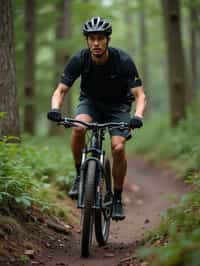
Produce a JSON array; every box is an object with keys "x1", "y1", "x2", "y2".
[
  {"x1": 58, "y1": 118, "x2": 129, "y2": 212},
  {"x1": 77, "y1": 126, "x2": 110, "y2": 210}
]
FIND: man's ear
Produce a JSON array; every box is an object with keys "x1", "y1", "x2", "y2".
[
  {"x1": 107, "y1": 36, "x2": 111, "y2": 44},
  {"x1": 86, "y1": 36, "x2": 89, "y2": 46}
]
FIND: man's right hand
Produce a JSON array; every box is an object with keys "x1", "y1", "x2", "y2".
[{"x1": 47, "y1": 109, "x2": 62, "y2": 122}]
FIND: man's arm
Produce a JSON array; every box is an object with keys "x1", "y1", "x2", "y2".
[
  {"x1": 130, "y1": 86, "x2": 147, "y2": 118},
  {"x1": 51, "y1": 50, "x2": 82, "y2": 109},
  {"x1": 47, "y1": 83, "x2": 70, "y2": 122},
  {"x1": 51, "y1": 83, "x2": 70, "y2": 109}
]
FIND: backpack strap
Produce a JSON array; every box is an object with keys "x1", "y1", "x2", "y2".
[
  {"x1": 80, "y1": 49, "x2": 91, "y2": 74},
  {"x1": 108, "y1": 47, "x2": 121, "y2": 77}
]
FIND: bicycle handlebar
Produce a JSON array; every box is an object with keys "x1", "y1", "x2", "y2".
[{"x1": 58, "y1": 117, "x2": 130, "y2": 130}]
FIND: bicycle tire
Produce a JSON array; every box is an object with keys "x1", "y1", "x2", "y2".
[
  {"x1": 81, "y1": 160, "x2": 96, "y2": 257},
  {"x1": 95, "y1": 158, "x2": 112, "y2": 246}
]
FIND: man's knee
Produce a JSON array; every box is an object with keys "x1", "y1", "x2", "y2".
[
  {"x1": 72, "y1": 126, "x2": 86, "y2": 138},
  {"x1": 72, "y1": 114, "x2": 92, "y2": 138},
  {"x1": 112, "y1": 142, "x2": 125, "y2": 158}
]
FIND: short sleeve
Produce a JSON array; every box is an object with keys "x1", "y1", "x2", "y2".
[
  {"x1": 60, "y1": 52, "x2": 82, "y2": 87},
  {"x1": 123, "y1": 57, "x2": 142, "y2": 89}
]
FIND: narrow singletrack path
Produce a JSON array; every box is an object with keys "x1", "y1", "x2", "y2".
[{"x1": 36, "y1": 156, "x2": 187, "y2": 266}]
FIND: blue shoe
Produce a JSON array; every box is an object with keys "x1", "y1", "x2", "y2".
[
  {"x1": 112, "y1": 199, "x2": 126, "y2": 221},
  {"x1": 68, "y1": 176, "x2": 80, "y2": 200}
]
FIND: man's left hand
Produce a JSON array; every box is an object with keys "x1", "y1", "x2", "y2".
[{"x1": 129, "y1": 116, "x2": 143, "y2": 129}]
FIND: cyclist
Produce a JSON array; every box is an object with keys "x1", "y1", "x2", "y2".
[{"x1": 47, "y1": 17, "x2": 147, "y2": 221}]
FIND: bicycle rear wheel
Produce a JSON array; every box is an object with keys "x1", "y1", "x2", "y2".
[
  {"x1": 81, "y1": 160, "x2": 96, "y2": 257},
  {"x1": 95, "y1": 158, "x2": 112, "y2": 246}
]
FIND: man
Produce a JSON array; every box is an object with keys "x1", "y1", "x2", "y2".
[{"x1": 47, "y1": 17, "x2": 147, "y2": 221}]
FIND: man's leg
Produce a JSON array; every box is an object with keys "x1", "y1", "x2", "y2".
[
  {"x1": 68, "y1": 114, "x2": 93, "y2": 199},
  {"x1": 111, "y1": 135, "x2": 127, "y2": 220}
]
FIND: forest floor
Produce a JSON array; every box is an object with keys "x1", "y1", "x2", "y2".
[{"x1": 0, "y1": 156, "x2": 187, "y2": 266}]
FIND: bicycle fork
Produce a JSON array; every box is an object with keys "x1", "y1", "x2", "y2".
[{"x1": 77, "y1": 152, "x2": 104, "y2": 210}]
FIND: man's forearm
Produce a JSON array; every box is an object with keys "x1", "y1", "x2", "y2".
[
  {"x1": 51, "y1": 83, "x2": 70, "y2": 109},
  {"x1": 134, "y1": 93, "x2": 147, "y2": 118},
  {"x1": 131, "y1": 86, "x2": 147, "y2": 118}
]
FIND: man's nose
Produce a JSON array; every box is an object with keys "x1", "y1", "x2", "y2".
[{"x1": 94, "y1": 40, "x2": 99, "y2": 46}]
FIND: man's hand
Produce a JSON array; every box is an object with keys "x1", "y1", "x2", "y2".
[
  {"x1": 47, "y1": 109, "x2": 62, "y2": 122},
  {"x1": 129, "y1": 116, "x2": 143, "y2": 129}
]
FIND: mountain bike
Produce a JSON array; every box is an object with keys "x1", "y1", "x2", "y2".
[{"x1": 59, "y1": 117, "x2": 129, "y2": 257}]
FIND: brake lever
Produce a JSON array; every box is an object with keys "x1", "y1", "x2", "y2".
[
  {"x1": 64, "y1": 122, "x2": 78, "y2": 128},
  {"x1": 57, "y1": 121, "x2": 76, "y2": 128}
]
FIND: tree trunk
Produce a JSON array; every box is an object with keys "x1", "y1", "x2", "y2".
[
  {"x1": 162, "y1": 0, "x2": 188, "y2": 127},
  {"x1": 139, "y1": 0, "x2": 149, "y2": 112},
  {"x1": 124, "y1": 0, "x2": 134, "y2": 55},
  {"x1": 57, "y1": 0, "x2": 71, "y2": 117},
  {"x1": 49, "y1": 0, "x2": 71, "y2": 136},
  {"x1": 0, "y1": 0, "x2": 20, "y2": 138},
  {"x1": 24, "y1": 0, "x2": 36, "y2": 135},
  {"x1": 190, "y1": 3, "x2": 198, "y2": 94}
]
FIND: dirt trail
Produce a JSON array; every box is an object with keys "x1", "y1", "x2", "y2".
[{"x1": 35, "y1": 156, "x2": 187, "y2": 266}]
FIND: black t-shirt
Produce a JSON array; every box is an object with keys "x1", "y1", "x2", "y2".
[{"x1": 60, "y1": 47, "x2": 142, "y2": 104}]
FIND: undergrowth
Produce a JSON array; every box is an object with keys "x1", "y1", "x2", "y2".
[
  {"x1": 132, "y1": 107, "x2": 200, "y2": 177},
  {"x1": 132, "y1": 107, "x2": 200, "y2": 266},
  {"x1": 0, "y1": 135, "x2": 74, "y2": 213}
]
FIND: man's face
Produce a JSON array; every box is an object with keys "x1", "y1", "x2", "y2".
[{"x1": 87, "y1": 33, "x2": 109, "y2": 58}]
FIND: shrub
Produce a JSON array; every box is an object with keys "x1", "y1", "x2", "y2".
[{"x1": 0, "y1": 136, "x2": 74, "y2": 210}]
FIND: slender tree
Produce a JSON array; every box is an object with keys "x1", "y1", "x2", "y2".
[
  {"x1": 189, "y1": 2, "x2": 198, "y2": 93},
  {"x1": 0, "y1": 0, "x2": 20, "y2": 138},
  {"x1": 49, "y1": 0, "x2": 72, "y2": 135},
  {"x1": 124, "y1": 0, "x2": 134, "y2": 55},
  {"x1": 162, "y1": 0, "x2": 188, "y2": 126},
  {"x1": 139, "y1": 0, "x2": 148, "y2": 111},
  {"x1": 57, "y1": 0, "x2": 72, "y2": 117},
  {"x1": 24, "y1": 0, "x2": 36, "y2": 135}
]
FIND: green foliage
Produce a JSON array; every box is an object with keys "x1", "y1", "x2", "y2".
[
  {"x1": 132, "y1": 107, "x2": 200, "y2": 177},
  {"x1": 129, "y1": 113, "x2": 172, "y2": 158},
  {"x1": 19, "y1": 255, "x2": 29, "y2": 264},
  {"x1": 0, "y1": 136, "x2": 74, "y2": 210},
  {"x1": 0, "y1": 112, "x2": 7, "y2": 119},
  {"x1": 55, "y1": 174, "x2": 74, "y2": 191},
  {"x1": 134, "y1": 108, "x2": 200, "y2": 266},
  {"x1": 138, "y1": 189, "x2": 200, "y2": 266}
]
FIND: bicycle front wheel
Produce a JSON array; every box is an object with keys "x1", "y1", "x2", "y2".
[
  {"x1": 81, "y1": 160, "x2": 96, "y2": 257},
  {"x1": 95, "y1": 158, "x2": 112, "y2": 246}
]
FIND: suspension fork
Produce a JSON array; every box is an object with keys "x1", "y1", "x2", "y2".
[
  {"x1": 77, "y1": 129, "x2": 104, "y2": 209},
  {"x1": 77, "y1": 148, "x2": 87, "y2": 209},
  {"x1": 95, "y1": 152, "x2": 105, "y2": 209}
]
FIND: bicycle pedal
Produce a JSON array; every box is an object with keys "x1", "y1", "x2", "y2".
[
  {"x1": 68, "y1": 193, "x2": 78, "y2": 200},
  {"x1": 112, "y1": 216, "x2": 126, "y2": 222}
]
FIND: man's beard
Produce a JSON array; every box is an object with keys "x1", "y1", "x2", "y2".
[{"x1": 93, "y1": 47, "x2": 107, "y2": 58}]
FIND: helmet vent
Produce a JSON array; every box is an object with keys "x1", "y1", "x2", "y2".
[
  {"x1": 83, "y1": 17, "x2": 112, "y2": 36},
  {"x1": 103, "y1": 22, "x2": 109, "y2": 28}
]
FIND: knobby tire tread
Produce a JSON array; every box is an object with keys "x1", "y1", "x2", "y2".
[
  {"x1": 95, "y1": 158, "x2": 112, "y2": 246},
  {"x1": 81, "y1": 160, "x2": 96, "y2": 257}
]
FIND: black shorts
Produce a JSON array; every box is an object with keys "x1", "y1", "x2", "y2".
[{"x1": 75, "y1": 96, "x2": 132, "y2": 140}]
